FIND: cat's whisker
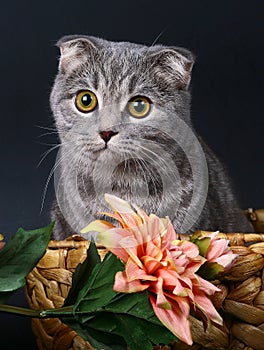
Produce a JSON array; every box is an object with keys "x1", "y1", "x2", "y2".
[
  {"x1": 150, "y1": 27, "x2": 168, "y2": 47},
  {"x1": 79, "y1": 153, "x2": 90, "y2": 205},
  {"x1": 37, "y1": 131, "x2": 59, "y2": 138},
  {"x1": 52, "y1": 148, "x2": 87, "y2": 231},
  {"x1": 138, "y1": 156, "x2": 160, "y2": 194},
  {"x1": 37, "y1": 144, "x2": 62, "y2": 168},
  {"x1": 144, "y1": 26, "x2": 169, "y2": 58},
  {"x1": 72, "y1": 151, "x2": 84, "y2": 205},
  {"x1": 35, "y1": 124, "x2": 57, "y2": 132},
  {"x1": 142, "y1": 59, "x2": 159, "y2": 78},
  {"x1": 37, "y1": 138, "x2": 75, "y2": 168},
  {"x1": 40, "y1": 147, "x2": 75, "y2": 213},
  {"x1": 55, "y1": 148, "x2": 79, "y2": 201},
  {"x1": 121, "y1": 155, "x2": 128, "y2": 186},
  {"x1": 116, "y1": 142, "x2": 163, "y2": 198},
  {"x1": 128, "y1": 137, "x2": 172, "y2": 160},
  {"x1": 35, "y1": 140, "x2": 61, "y2": 147},
  {"x1": 121, "y1": 140, "x2": 180, "y2": 186},
  {"x1": 137, "y1": 144, "x2": 180, "y2": 183},
  {"x1": 121, "y1": 140, "x2": 171, "y2": 171},
  {"x1": 131, "y1": 153, "x2": 159, "y2": 198}
]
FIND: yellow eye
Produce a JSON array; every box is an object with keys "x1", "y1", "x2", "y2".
[
  {"x1": 128, "y1": 96, "x2": 151, "y2": 118},
  {"x1": 75, "y1": 90, "x2": 98, "y2": 113}
]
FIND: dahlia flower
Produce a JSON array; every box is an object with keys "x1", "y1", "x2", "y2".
[
  {"x1": 81, "y1": 194, "x2": 226, "y2": 345},
  {"x1": 0, "y1": 234, "x2": 5, "y2": 251}
]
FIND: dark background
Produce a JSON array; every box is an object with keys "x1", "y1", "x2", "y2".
[{"x1": 0, "y1": 0, "x2": 263, "y2": 348}]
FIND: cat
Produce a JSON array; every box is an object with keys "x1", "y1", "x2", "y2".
[{"x1": 49, "y1": 35, "x2": 253, "y2": 240}]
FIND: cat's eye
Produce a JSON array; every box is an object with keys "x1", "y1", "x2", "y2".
[
  {"x1": 75, "y1": 90, "x2": 98, "y2": 113},
  {"x1": 128, "y1": 96, "x2": 151, "y2": 118}
]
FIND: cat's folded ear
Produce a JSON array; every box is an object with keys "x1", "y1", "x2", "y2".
[
  {"x1": 56, "y1": 35, "x2": 98, "y2": 73},
  {"x1": 147, "y1": 46, "x2": 195, "y2": 89}
]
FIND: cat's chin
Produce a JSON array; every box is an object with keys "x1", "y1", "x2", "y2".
[
  {"x1": 79, "y1": 147, "x2": 117, "y2": 164},
  {"x1": 92, "y1": 146, "x2": 114, "y2": 157},
  {"x1": 92, "y1": 144, "x2": 123, "y2": 158}
]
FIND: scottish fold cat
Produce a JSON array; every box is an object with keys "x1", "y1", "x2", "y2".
[{"x1": 50, "y1": 35, "x2": 252, "y2": 240}]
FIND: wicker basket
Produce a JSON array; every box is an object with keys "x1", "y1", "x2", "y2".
[{"x1": 25, "y1": 209, "x2": 264, "y2": 350}]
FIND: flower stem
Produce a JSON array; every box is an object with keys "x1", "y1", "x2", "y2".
[
  {"x1": 0, "y1": 304, "x2": 42, "y2": 317},
  {"x1": 0, "y1": 304, "x2": 74, "y2": 318}
]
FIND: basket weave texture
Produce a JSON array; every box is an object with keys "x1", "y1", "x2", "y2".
[{"x1": 25, "y1": 209, "x2": 264, "y2": 350}]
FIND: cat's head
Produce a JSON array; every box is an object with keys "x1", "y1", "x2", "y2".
[
  {"x1": 50, "y1": 36, "x2": 210, "y2": 234},
  {"x1": 50, "y1": 35, "x2": 195, "y2": 162}
]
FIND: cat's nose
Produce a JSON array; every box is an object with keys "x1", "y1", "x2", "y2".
[{"x1": 99, "y1": 130, "x2": 118, "y2": 143}]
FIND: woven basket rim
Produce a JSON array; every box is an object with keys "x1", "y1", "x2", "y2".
[{"x1": 48, "y1": 232, "x2": 264, "y2": 250}]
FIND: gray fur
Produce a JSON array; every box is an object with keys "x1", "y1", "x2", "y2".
[{"x1": 50, "y1": 35, "x2": 253, "y2": 240}]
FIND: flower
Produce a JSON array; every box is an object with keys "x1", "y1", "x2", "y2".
[
  {"x1": 0, "y1": 234, "x2": 5, "y2": 251},
  {"x1": 82, "y1": 194, "x2": 224, "y2": 345},
  {"x1": 205, "y1": 232, "x2": 237, "y2": 272}
]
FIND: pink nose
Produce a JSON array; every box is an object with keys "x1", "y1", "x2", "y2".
[{"x1": 99, "y1": 130, "x2": 118, "y2": 143}]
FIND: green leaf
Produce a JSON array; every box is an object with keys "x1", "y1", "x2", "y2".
[
  {"x1": 0, "y1": 223, "x2": 53, "y2": 300},
  {"x1": 73, "y1": 252, "x2": 124, "y2": 319},
  {"x1": 62, "y1": 252, "x2": 177, "y2": 350},
  {"x1": 197, "y1": 261, "x2": 225, "y2": 280},
  {"x1": 114, "y1": 314, "x2": 153, "y2": 350},
  {"x1": 66, "y1": 290, "x2": 177, "y2": 350},
  {"x1": 191, "y1": 236, "x2": 211, "y2": 257},
  {"x1": 66, "y1": 316, "x2": 127, "y2": 350},
  {"x1": 104, "y1": 292, "x2": 177, "y2": 347},
  {"x1": 62, "y1": 251, "x2": 125, "y2": 348},
  {"x1": 64, "y1": 242, "x2": 101, "y2": 306},
  {"x1": 105, "y1": 292, "x2": 154, "y2": 319}
]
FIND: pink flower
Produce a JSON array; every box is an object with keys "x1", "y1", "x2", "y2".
[
  {"x1": 81, "y1": 194, "x2": 223, "y2": 345},
  {"x1": 0, "y1": 234, "x2": 5, "y2": 251},
  {"x1": 204, "y1": 232, "x2": 237, "y2": 272}
]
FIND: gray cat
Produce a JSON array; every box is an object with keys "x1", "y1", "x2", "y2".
[{"x1": 50, "y1": 35, "x2": 253, "y2": 240}]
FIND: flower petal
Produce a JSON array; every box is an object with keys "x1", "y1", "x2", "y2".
[
  {"x1": 155, "y1": 277, "x2": 172, "y2": 310},
  {"x1": 172, "y1": 278, "x2": 188, "y2": 297},
  {"x1": 141, "y1": 255, "x2": 163, "y2": 274},
  {"x1": 215, "y1": 253, "x2": 238, "y2": 271},
  {"x1": 113, "y1": 271, "x2": 150, "y2": 293},
  {"x1": 145, "y1": 240, "x2": 163, "y2": 261},
  {"x1": 179, "y1": 241, "x2": 200, "y2": 259},
  {"x1": 161, "y1": 221, "x2": 177, "y2": 250},
  {"x1": 206, "y1": 238, "x2": 229, "y2": 261},
  {"x1": 121, "y1": 244, "x2": 144, "y2": 269},
  {"x1": 147, "y1": 214, "x2": 163, "y2": 240},
  {"x1": 80, "y1": 220, "x2": 115, "y2": 234},
  {"x1": 125, "y1": 257, "x2": 157, "y2": 282},
  {"x1": 155, "y1": 269, "x2": 181, "y2": 289},
  {"x1": 97, "y1": 228, "x2": 133, "y2": 262},
  {"x1": 193, "y1": 290, "x2": 223, "y2": 326},
  {"x1": 149, "y1": 293, "x2": 193, "y2": 345},
  {"x1": 104, "y1": 193, "x2": 142, "y2": 228},
  {"x1": 194, "y1": 276, "x2": 221, "y2": 295},
  {"x1": 132, "y1": 203, "x2": 149, "y2": 223},
  {"x1": 165, "y1": 294, "x2": 190, "y2": 318}
]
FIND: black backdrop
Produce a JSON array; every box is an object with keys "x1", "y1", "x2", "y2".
[{"x1": 1, "y1": 0, "x2": 263, "y2": 348}]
